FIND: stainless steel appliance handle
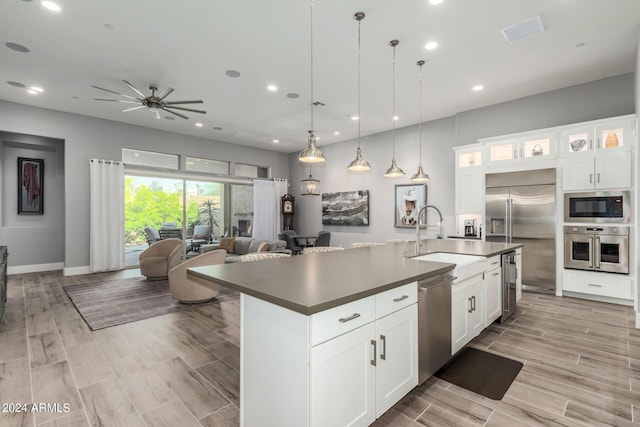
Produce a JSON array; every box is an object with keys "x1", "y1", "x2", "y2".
[
  {"x1": 370, "y1": 340, "x2": 376, "y2": 366},
  {"x1": 594, "y1": 237, "x2": 601, "y2": 270},
  {"x1": 588, "y1": 237, "x2": 594, "y2": 269},
  {"x1": 339, "y1": 313, "x2": 361, "y2": 323},
  {"x1": 508, "y1": 199, "x2": 513, "y2": 242},
  {"x1": 380, "y1": 335, "x2": 386, "y2": 360}
]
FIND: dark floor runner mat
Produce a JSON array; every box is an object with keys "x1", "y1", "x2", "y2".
[{"x1": 435, "y1": 347, "x2": 523, "y2": 400}]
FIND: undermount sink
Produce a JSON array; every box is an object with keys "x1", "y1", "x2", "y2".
[{"x1": 413, "y1": 252, "x2": 487, "y2": 282}]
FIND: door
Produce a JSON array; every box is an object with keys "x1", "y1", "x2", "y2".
[
  {"x1": 564, "y1": 233, "x2": 593, "y2": 271},
  {"x1": 485, "y1": 187, "x2": 509, "y2": 243},
  {"x1": 451, "y1": 285, "x2": 471, "y2": 355},
  {"x1": 595, "y1": 234, "x2": 628, "y2": 274},
  {"x1": 595, "y1": 156, "x2": 632, "y2": 189},
  {"x1": 484, "y1": 267, "x2": 502, "y2": 326},
  {"x1": 562, "y1": 159, "x2": 595, "y2": 191},
  {"x1": 375, "y1": 305, "x2": 418, "y2": 417},
  {"x1": 509, "y1": 184, "x2": 556, "y2": 292},
  {"x1": 311, "y1": 322, "x2": 376, "y2": 427}
]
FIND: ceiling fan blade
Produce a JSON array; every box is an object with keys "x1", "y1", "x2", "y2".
[
  {"x1": 122, "y1": 80, "x2": 146, "y2": 98},
  {"x1": 158, "y1": 87, "x2": 174, "y2": 101},
  {"x1": 91, "y1": 85, "x2": 139, "y2": 100},
  {"x1": 164, "y1": 106, "x2": 207, "y2": 114},
  {"x1": 94, "y1": 98, "x2": 140, "y2": 104},
  {"x1": 163, "y1": 109, "x2": 189, "y2": 119},
  {"x1": 122, "y1": 105, "x2": 146, "y2": 112},
  {"x1": 163, "y1": 100, "x2": 204, "y2": 105}
]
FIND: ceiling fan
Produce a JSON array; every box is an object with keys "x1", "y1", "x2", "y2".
[{"x1": 92, "y1": 80, "x2": 206, "y2": 120}]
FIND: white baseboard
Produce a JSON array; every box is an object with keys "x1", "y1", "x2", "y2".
[
  {"x1": 7, "y1": 262, "x2": 64, "y2": 275},
  {"x1": 63, "y1": 266, "x2": 92, "y2": 276},
  {"x1": 562, "y1": 291, "x2": 634, "y2": 306}
]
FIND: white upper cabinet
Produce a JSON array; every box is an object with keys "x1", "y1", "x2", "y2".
[
  {"x1": 561, "y1": 116, "x2": 634, "y2": 158},
  {"x1": 455, "y1": 144, "x2": 483, "y2": 173},
  {"x1": 484, "y1": 132, "x2": 556, "y2": 168}
]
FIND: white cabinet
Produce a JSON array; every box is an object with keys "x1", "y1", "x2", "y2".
[
  {"x1": 451, "y1": 274, "x2": 484, "y2": 355},
  {"x1": 561, "y1": 116, "x2": 635, "y2": 190},
  {"x1": 484, "y1": 263, "x2": 502, "y2": 327},
  {"x1": 484, "y1": 132, "x2": 556, "y2": 168},
  {"x1": 455, "y1": 172, "x2": 484, "y2": 214},
  {"x1": 454, "y1": 144, "x2": 483, "y2": 172},
  {"x1": 311, "y1": 322, "x2": 376, "y2": 427},
  {"x1": 562, "y1": 155, "x2": 632, "y2": 190},
  {"x1": 562, "y1": 269, "x2": 633, "y2": 301}
]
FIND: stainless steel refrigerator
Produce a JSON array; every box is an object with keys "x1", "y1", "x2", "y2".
[{"x1": 485, "y1": 168, "x2": 556, "y2": 293}]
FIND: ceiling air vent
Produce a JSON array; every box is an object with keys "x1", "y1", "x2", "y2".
[{"x1": 501, "y1": 16, "x2": 545, "y2": 44}]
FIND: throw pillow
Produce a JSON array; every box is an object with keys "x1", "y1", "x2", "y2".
[
  {"x1": 257, "y1": 242, "x2": 270, "y2": 252},
  {"x1": 219, "y1": 237, "x2": 235, "y2": 254}
]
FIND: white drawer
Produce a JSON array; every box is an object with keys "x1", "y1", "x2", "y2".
[
  {"x1": 375, "y1": 282, "x2": 417, "y2": 319},
  {"x1": 310, "y1": 295, "x2": 375, "y2": 346},
  {"x1": 486, "y1": 255, "x2": 501, "y2": 271},
  {"x1": 562, "y1": 270, "x2": 633, "y2": 300}
]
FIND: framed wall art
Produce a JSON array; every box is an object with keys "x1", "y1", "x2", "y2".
[
  {"x1": 18, "y1": 157, "x2": 44, "y2": 215},
  {"x1": 394, "y1": 184, "x2": 427, "y2": 228},
  {"x1": 322, "y1": 190, "x2": 369, "y2": 226}
]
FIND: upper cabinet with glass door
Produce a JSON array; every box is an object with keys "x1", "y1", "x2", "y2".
[
  {"x1": 561, "y1": 116, "x2": 635, "y2": 158},
  {"x1": 454, "y1": 144, "x2": 483, "y2": 174},
  {"x1": 484, "y1": 132, "x2": 556, "y2": 168}
]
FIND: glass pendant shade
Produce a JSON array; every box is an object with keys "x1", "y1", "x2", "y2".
[
  {"x1": 300, "y1": 173, "x2": 320, "y2": 196},
  {"x1": 298, "y1": 130, "x2": 325, "y2": 163},
  {"x1": 410, "y1": 163, "x2": 430, "y2": 183},
  {"x1": 347, "y1": 146, "x2": 372, "y2": 171},
  {"x1": 384, "y1": 158, "x2": 405, "y2": 178}
]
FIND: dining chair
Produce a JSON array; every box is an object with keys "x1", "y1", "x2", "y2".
[{"x1": 314, "y1": 231, "x2": 331, "y2": 247}]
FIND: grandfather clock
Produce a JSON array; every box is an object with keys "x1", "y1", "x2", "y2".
[{"x1": 281, "y1": 194, "x2": 295, "y2": 231}]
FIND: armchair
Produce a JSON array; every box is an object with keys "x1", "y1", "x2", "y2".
[
  {"x1": 279, "y1": 230, "x2": 302, "y2": 255},
  {"x1": 139, "y1": 238, "x2": 184, "y2": 279},
  {"x1": 169, "y1": 249, "x2": 226, "y2": 303}
]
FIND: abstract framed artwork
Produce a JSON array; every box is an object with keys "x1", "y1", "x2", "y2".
[
  {"x1": 394, "y1": 183, "x2": 427, "y2": 228},
  {"x1": 18, "y1": 157, "x2": 44, "y2": 215},
  {"x1": 322, "y1": 190, "x2": 369, "y2": 226}
]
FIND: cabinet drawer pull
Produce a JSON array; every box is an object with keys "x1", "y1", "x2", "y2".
[
  {"x1": 588, "y1": 283, "x2": 603, "y2": 288},
  {"x1": 371, "y1": 340, "x2": 377, "y2": 366},
  {"x1": 491, "y1": 261, "x2": 499, "y2": 265},
  {"x1": 471, "y1": 295, "x2": 476, "y2": 312},
  {"x1": 492, "y1": 272, "x2": 500, "y2": 276},
  {"x1": 589, "y1": 173, "x2": 593, "y2": 184},
  {"x1": 468, "y1": 297, "x2": 473, "y2": 313},
  {"x1": 597, "y1": 173, "x2": 600, "y2": 183},
  {"x1": 338, "y1": 313, "x2": 361, "y2": 323},
  {"x1": 380, "y1": 335, "x2": 387, "y2": 360},
  {"x1": 393, "y1": 295, "x2": 409, "y2": 303}
]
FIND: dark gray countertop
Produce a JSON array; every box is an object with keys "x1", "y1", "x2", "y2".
[{"x1": 188, "y1": 240, "x2": 521, "y2": 315}]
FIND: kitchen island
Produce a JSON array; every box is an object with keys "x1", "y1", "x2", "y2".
[{"x1": 189, "y1": 240, "x2": 521, "y2": 427}]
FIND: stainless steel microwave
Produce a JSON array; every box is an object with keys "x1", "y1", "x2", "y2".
[{"x1": 564, "y1": 191, "x2": 630, "y2": 223}]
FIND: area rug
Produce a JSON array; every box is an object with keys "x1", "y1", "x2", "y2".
[
  {"x1": 64, "y1": 276, "x2": 239, "y2": 331},
  {"x1": 435, "y1": 347, "x2": 523, "y2": 400}
]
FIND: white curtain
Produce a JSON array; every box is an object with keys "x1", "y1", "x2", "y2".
[
  {"x1": 89, "y1": 159, "x2": 125, "y2": 272},
  {"x1": 252, "y1": 178, "x2": 288, "y2": 240}
]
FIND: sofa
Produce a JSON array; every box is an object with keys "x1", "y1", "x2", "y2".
[{"x1": 200, "y1": 236, "x2": 290, "y2": 263}]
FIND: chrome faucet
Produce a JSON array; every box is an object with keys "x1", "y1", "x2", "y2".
[{"x1": 415, "y1": 205, "x2": 444, "y2": 255}]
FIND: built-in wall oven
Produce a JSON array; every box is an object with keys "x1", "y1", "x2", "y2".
[
  {"x1": 564, "y1": 191, "x2": 630, "y2": 223},
  {"x1": 563, "y1": 226, "x2": 629, "y2": 274}
]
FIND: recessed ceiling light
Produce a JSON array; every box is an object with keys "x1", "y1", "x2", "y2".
[
  {"x1": 424, "y1": 41, "x2": 438, "y2": 50},
  {"x1": 272, "y1": 139, "x2": 280, "y2": 143},
  {"x1": 393, "y1": 116, "x2": 399, "y2": 121},
  {"x1": 334, "y1": 131, "x2": 340, "y2": 136},
  {"x1": 429, "y1": 0, "x2": 444, "y2": 5},
  {"x1": 5, "y1": 42, "x2": 30, "y2": 53},
  {"x1": 286, "y1": 93, "x2": 299, "y2": 99},
  {"x1": 195, "y1": 122, "x2": 204, "y2": 127},
  {"x1": 225, "y1": 70, "x2": 241, "y2": 78},
  {"x1": 29, "y1": 86, "x2": 44, "y2": 93},
  {"x1": 472, "y1": 85, "x2": 484, "y2": 91},
  {"x1": 351, "y1": 116, "x2": 359, "y2": 121},
  {"x1": 267, "y1": 84, "x2": 278, "y2": 92},
  {"x1": 7, "y1": 81, "x2": 26, "y2": 88},
  {"x1": 27, "y1": 89, "x2": 38, "y2": 95},
  {"x1": 213, "y1": 126, "x2": 223, "y2": 130},
  {"x1": 41, "y1": 1, "x2": 61, "y2": 12}
]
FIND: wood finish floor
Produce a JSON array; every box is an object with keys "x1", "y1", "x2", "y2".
[{"x1": 0, "y1": 269, "x2": 639, "y2": 426}]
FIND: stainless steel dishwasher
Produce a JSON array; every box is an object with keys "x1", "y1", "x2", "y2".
[{"x1": 418, "y1": 273, "x2": 454, "y2": 384}]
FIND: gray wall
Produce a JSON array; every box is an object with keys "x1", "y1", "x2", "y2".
[
  {"x1": 0, "y1": 100, "x2": 290, "y2": 269},
  {"x1": 1, "y1": 133, "x2": 65, "y2": 266},
  {"x1": 290, "y1": 73, "x2": 636, "y2": 248}
]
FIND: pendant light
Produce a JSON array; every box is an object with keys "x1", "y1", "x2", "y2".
[
  {"x1": 347, "y1": 12, "x2": 371, "y2": 172},
  {"x1": 298, "y1": 0, "x2": 325, "y2": 164},
  {"x1": 410, "y1": 60, "x2": 431, "y2": 183},
  {"x1": 384, "y1": 40, "x2": 405, "y2": 178},
  {"x1": 301, "y1": 165, "x2": 320, "y2": 196}
]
